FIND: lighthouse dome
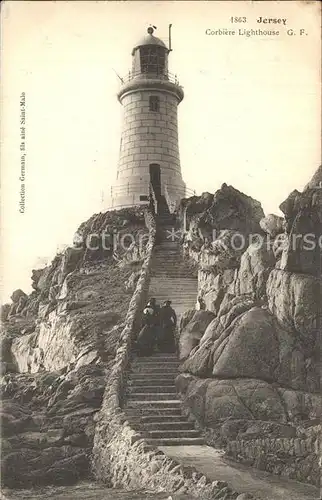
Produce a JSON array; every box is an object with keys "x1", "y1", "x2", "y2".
[{"x1": 132, "y1": 27, "x2": 167, "y2": 54}]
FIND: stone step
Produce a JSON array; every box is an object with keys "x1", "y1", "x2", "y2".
[
  {"x1": 132, "y1": 359, "x2": 179, "y2": 363},
  {"x1": 144, "y1": 429, "x2": 201, "y2": 439},
  {"x1": 152, "y1": 259, "x2": 184, "y2": 263},
  {"x1": 152, "y1": 262, "x2": 189, "y2": 267},
  {"x1": 145, "y1": 437, "x2": 205, "y2": 446},
  {"x1": 129, "y1": 373, "x2": 177, "y2": 380},
  {"x1": 129, "y1": 379, "x2": 177, "y2": 387},
  {"x1": 152, "y1": 264, "x2": 187, "y2": 267},
  {"x1": 148, "y1": 283, "x2": 197, "y2": 288},
  {"x1": 138, "y1": 415, "x2": 188, "y2": 423},
  {"x1": 127, "y1": 385, "x2": 176, "y2": 394},
  {"x1": 153, "y1": 259, "x2": 187, "y2": 262},
  {"x1": 126, "y1": 400, "x2": 182, "y2": 408},
  {"x1": 149, "y1": 281, "x2": 196, "y2": 285},
  {"x1": 150, "y1": 281, "x2": 196, "y2": 284},
  {"x1": 132, "y1": 421, "x2": 195, "y2": 431},
  {"x1": 151, "y1": 271, "x2": 194, "y2": 274},
  {"x1": 151, "y1": 265, "x2": 188, "y2": 269},
  {"x1": 148, "y1": 289, "x2": 197, "y2": 292},
  {"x1": 150, "y1": 275, "x2": 196, "y2": 279},
  {"x1": 152, "y1": 255, "x2": 183, "y2": 259},
  {"x1": 131, "y1": 369, "x2": 179, "y2": 376},
  {"x1": 149, "y1": 276, "x2": 197, "y2": 280},
  {"x1": 133, "y1": 358, "x2": 179, "y2": 364},
  {"x1": 133, "y1": 355, "x2": 178, "y2": 362},
  {"x1": 149, "y1": 284, "x2": 197, "y2": 287},
  {"x1": 151, "y1": 274, "x2": 198, "y2": 283},
  {"x1": 149, "y1": 286, "x2": 197, "y2": 290},
  {"x1": 125, "y1": 407, "x2": 183, "y2": 417},
  {"x1": 149, "y1": 289, "x2": 196, "y2": 292},
  {"x1": 147, "y1": 293, "x2": 196, "y2": 298},
  {"x1": 132, "y1": 361, "x2": 180, "y2": 373},
  {"x1": 131, "y1": 364, "x2": 179, "y2": 371},
  {"x1": 140, "y1": 353, "x2": 178, "y2": 357},
  {"x1": 128, "y1": 393, "x2": 180, "y2": 401}
]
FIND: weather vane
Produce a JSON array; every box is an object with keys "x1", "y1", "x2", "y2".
[{"x1": 147, "y1": 25, "x2": 157, "y2": 34}]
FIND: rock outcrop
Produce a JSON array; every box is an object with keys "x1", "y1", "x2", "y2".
[
  {"x1": 176, "y1": 168, "x2": 321, "y2": 487},
  {"x1": 1, "y1": 207, "x2": 155, "y2": 488}
]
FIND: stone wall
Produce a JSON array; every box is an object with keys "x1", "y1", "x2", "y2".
[{"x1": 226, "y1": 426, "x2": 321, "y2": 487}]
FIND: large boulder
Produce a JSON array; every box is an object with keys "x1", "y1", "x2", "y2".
[
  {"x1": 200, "y1": 295, "x2": 255, "y2": 346},
  {"x1": 200, "y1": 268, "x2": 235, "y2": 314},
  {"x1": 260, "y1": 214, "x2": 285, "y2": 238},
  {"x1": 233, "y1": 237, "x2": 276, "y2": 300},
  {"x1": 177, "y1": 192, "x2": 214, "y2": 230},
  {"x1": 182, "y1": 301, "x2": 319, "y2": 392},
  {"x1": 199, "y1": 183, "x2": 264, "y2": 237},
  {"x1": 10, "y1": 289, "x2": 27, "y2": 304},
  {"x1": 179, "y1": 310, "x2": 216, "y2": 361},
  {"x1": 267, "y1": 269, "x2": 320, "y2": 339},
  {"x1": 176, "y1": 373, "x2": 322, "y2": 430},
  {"x1": 210, "y1": 307, "x2": 280, "y2": 381},
  {"x1": 176, "y1": 375, "x2": 288, "y2": 425},
  {"x1": 279, "y1": 180, "x2": 322, "y2": 277},
  {"x1": 210, "y1": 229, "x2": 246, "y2": 269},
  {"x1": 180, "y1": 185, "x2": 265, "y2": 265}
]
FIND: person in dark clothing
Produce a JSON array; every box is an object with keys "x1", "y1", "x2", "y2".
[
  {"x1": 146, "y1": 298, "x2": 160, "y2": 324},
  {"x1": 157, "y1": 300, "x2": 177, "y2": 353},
  {"x1": 135, "y1": 298, "x2": 160, "y2": 356}
]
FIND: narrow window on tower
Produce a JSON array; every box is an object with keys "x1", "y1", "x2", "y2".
[{"x1": 149, "y1": 96, "x2": 160, "y2": 112}]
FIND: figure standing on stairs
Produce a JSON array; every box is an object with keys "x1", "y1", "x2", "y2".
[
  {"x1": 135, "y1": 298, "x2": 160, "y2": 356},
  {"x1": 157, "y1": 300, "x2": 177, "y2": 353}
]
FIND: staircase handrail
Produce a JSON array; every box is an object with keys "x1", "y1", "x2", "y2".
[
  {"x1": 149, "y1": 182, "x2": 158, "y2": 213},
  {"x1": 164, "y1": 185, "x2": 177, "y2": 214}
]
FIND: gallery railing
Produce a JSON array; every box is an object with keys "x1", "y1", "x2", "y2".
[{"x1": 120, "y1": 70, "x2": 181, "y2": 86}]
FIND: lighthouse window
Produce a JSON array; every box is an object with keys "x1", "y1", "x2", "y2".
[
  {"x1": 140, "y1": 46, "x2": 166, "y2": 75},
  {"x1": 149, "y1": 96, "x2": 160, "y2": 112}
]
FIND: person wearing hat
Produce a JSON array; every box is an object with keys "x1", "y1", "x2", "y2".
[
  {"x1": 135, "y1": 298, "x2": 160, "y2": 356},
  {"x1": 157, "y1": 300, "x2": 177, "y2": 353}
]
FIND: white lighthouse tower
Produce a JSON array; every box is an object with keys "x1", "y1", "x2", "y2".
[{"x1": 109, "y1": 26, "x2": 187, "y2": 213}]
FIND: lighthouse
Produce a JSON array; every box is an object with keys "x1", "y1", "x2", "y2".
[{"x1": 109, "y1": 26, "x2": 187, "y2": 213}]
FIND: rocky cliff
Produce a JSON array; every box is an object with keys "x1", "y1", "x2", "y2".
[
  {"x1": 176, "y1": 171, "x2": 321, "y2": 486},
  {"x1": 0, "y1": 207, "x2": 154, "y2": 488},
  {"x1": 1, "y1": 169, "x2": 321, "y2": 492}
]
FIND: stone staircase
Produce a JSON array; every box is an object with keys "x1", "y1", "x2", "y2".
[
  {"x1": 125, "y1": 353, "x2": 205, "y2": 446},
  {"x1": 124, "y1": 220, "x2": 202, "y2": 445},
  {"x1": 149, "y1": 230, "x2": 198, "y2": 318}
]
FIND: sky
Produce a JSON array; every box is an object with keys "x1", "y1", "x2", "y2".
[{"x1": 1, "y1": 0, "x2": 321, "y2": 301}]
